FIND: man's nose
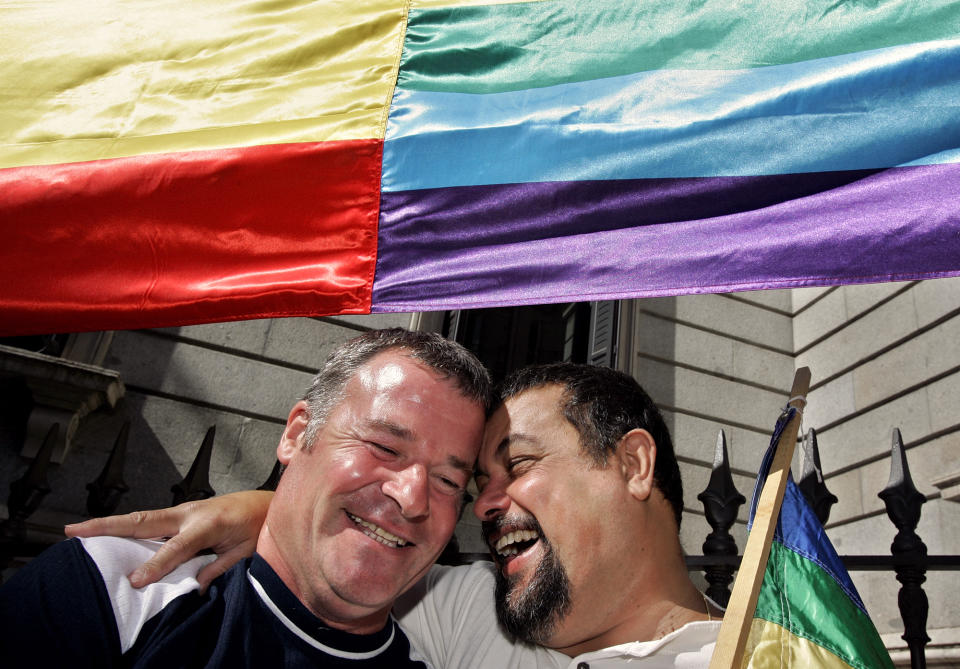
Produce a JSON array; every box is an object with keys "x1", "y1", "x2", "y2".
[
  {"x1": 382, "y1": 463, "x2": 430, "y2": 519},
  {"x1": 472, "y1": 480, "x2": 509, "y2": 521}
]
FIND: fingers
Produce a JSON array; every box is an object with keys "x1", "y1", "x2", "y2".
[
  {"x1": 127, "y1": 530, "x2": 208, "y2": 587},
  {"x1": 62, "y1": 492, "x2": 273, "y2": 590},
  {"x1": 65, "y1": 508, "x2": 185, "y2": 540},
  {"x1": 195, "y1": 543, "x2": 254, "y2": 593}
]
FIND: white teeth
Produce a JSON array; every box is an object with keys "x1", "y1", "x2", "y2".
[
  {"x1": 494, "y1": 529, "x2": 538, "y2": 555},
  {"x1": 347, "y1": 513, "x2": 407, "y2": 547}
]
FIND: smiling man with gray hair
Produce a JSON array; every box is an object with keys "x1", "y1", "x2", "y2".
[{"x1": 0, "y1": 328, "x2": 490, "y2": 668}]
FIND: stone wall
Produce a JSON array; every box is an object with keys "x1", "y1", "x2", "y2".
[
  {"x1": 795, "y1": 279, "x2": 960, "y2": 664},
  {"x1": 624, "y1": 278, "x2": 960, "y2": 663}
]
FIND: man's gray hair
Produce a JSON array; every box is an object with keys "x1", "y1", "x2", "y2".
[{"x1": 301, "y1": 328, "x2": 491, "y2": 449}]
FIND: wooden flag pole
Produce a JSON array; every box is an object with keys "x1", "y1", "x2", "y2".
[{"x1": 708, "y1": 366, "x2": 811, "y2": 669}]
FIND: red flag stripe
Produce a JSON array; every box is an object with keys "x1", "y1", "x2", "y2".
[{"x1": 2, "y1": 140, "x2": 381, "y2": 335}]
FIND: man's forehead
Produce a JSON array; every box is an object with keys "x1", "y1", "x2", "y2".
[
  {"x1": 482, "y1": 385, "x2": 566, "y2": 450},
  {"x1": 338, "y1": 350, "x2": 484, "y2": 428},
  {"x1": 355, "y1": 350, "x2": 419, "y2": 388},
  {"x1": 497, "y1": 384, "x2": 565, "y2": 418},
  {"x1": 350, "y1": 350, "x2": 460, "y2": 400}
]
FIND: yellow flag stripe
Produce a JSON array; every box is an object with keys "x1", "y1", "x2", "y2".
[
  {"x1": 742, "y1": 618, "x2": 854, "y2": 669},
  {"x1": 0, "y1": 0, "x2": 407, "y2": 169}
]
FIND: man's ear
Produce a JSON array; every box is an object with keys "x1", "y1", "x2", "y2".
[
  {"x1": 618, "y1": 428, "x2": 657, "y2": 501},
  {"x1": 277, "y1": 401, "x2": 311, "y2": 464}
]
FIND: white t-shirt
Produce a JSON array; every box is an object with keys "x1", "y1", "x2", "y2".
[{"x1": 395, "y1": 561, "x2": 722, "y2": 669}]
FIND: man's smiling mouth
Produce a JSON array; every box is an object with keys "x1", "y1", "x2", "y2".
[
  {"x1": 493, "y1": 529, "x2": 539, "y2": 557},
  {"x1": 346, "y1": 512, "x2": 411, "y2": 548}
]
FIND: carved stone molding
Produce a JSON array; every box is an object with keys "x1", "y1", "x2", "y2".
[
  {"x1": 0, "y1": 343, "x2": 124, "y2": 463},
  {"x1": 931, "y1": 471, "x2": 960, "y2": 504}
]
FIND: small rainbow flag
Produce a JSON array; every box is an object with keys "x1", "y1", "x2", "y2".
[
  {"x1": 3, "y1": 0, "x2": 960, "y2": 335},
  {"x1": 739, "y1": 417, "x2": 894, "y2": 668}
]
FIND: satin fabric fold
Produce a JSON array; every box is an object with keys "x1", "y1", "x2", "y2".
[
  {"x1": 2, "y1": 140, "x2": 381, "y2": 335},
  {"x1": 746, "y1": 540, "x2": 885, "y2": 668},
  {"x1": 384, "y1": 40, "x2": 960, "y2": 190},
  {"x1": 4, "y1": 0, "x2": 960, "y2": 335},
  {"x1": 399, "y1": 0, "x2": 960, "y2": 93},
  {"x1": 2, "y1": 0, "x2": 406, "y2": 335},
  {"x1": 373, "y1": 0, "x2": 960, "y2": 314},
  {"x1": 743, "y1": 619, "x2": 851, "y2": 669},
  {"x1": 371, "y1": 163, "x2": 960, "y2": 311},
  {"x1": 1, "y1": 0, "x2": 406, "y2": 169}
]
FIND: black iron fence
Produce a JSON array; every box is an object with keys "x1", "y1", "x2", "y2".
[
  {"x1": 2, "y1": 421, "x2": 959, "y2": 668},
  {"x1": 690, "y1": 427, "x2": 960, "y2": 669},
  {"x1": 0, "y1": 422, "x2": 244, "y2": 571}
]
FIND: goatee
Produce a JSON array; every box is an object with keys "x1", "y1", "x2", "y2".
[{"x1": 487, "y1": 519, "x2": 572, "y2": 644}]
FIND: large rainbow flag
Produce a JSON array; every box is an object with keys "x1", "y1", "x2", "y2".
[
  {"x1": 3, "y1": 0, "x2": 960, "y2": 335},
  {"x1": 739, "y1": 410, "x2": 894, "y2": 669}
]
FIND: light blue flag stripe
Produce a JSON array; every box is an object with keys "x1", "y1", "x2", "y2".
[{"x1": 383, "y1": 39, "x2": 960, "y2": 191}]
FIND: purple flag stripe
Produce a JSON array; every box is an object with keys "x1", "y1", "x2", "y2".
[{"x1": 371, "y1": 164, "x2": 960, "y2": 311}]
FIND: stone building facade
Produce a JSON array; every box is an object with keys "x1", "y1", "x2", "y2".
[{"x1": 1, "y1": 278, "x2": 958, "y2": 665}]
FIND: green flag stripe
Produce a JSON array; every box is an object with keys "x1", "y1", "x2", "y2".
[
  {"x1": 399, "y1": 0, "x2": 960, "y2": 94},
  {"x1": 755, "y1": 542, "x2": 894, "y2": 669}
]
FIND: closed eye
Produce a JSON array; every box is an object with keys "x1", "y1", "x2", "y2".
[
  {"x1": 370, "y1": 442, "x2": 399, "y2": 457},
  {"x1": 507, "y1": 456, "x2": 534, "y2": 471},
  {"x1": 434, "y1": 474, "x2": 466, "y2": 495}
]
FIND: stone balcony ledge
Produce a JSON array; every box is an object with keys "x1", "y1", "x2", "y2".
[{"x1": 0, "y1": 344, "x2": 125, "y2": 463}]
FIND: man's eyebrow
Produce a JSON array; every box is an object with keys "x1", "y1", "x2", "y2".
[
  {"x1": 364, "y1": 418, "x2": 414, "y2": 441},
  {"x1": 447, "y1": 455, "x2": 474, "y2": 475},
  {"x1": 475, "y1": 433, "x2": 538, "y2": 477},
  {"x1": 499, "y1": 432, "x2": 537, "y2": 455}
]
